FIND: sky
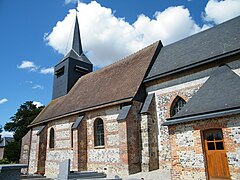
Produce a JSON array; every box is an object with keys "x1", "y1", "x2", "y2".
[{"x1": 0, "y1": 0, "x2": 240, "y2": 136}]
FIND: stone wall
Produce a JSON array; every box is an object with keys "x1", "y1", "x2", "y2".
[
  {"x1": 86, "y1": 105, "x2": 128, "y2": 176},
  {"x1": 145, "y1": 66, "x2": 240, "y2": 179},
  {"x1": 37, "y1": 126, "x2": 47, "y2": 174},
  {"x1": 126, "y1": 101, "x2": 142, "y2": 174},
  {"x1": 28, "y1": 126, "x2": 42, "y2": 174},
  {"x1": 29, "y1": 101, "x2": 144, "y2": 178},
  {"x1": 140, "y1": 96, "x2": 159, "y2": 172},
  {"x1": 0, "y1": 148, "x2": 4, "y2": 160},
  {"x1": 84, "y1": 101, "x2": 142, "y2": 176},
  {"x1": 76, "y1": 117, "x2": 87, "y2": 171},
  {"x1": 44, "y1": 116, "x2": 76, "y2": 178},
  {"x1": 20, "y1": 130, "x2": 31, "y2": 165},
  {"x1": 168, "y1": 115, "x2": 240, "y2": 180},
  {"x1": 20, "y1": 130, "x2": 32, "y2": 174},
  {"x1": 146, "y1": 77, "x2": 205, "y2": 172}
]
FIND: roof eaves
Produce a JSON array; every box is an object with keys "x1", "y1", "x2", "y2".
[
  {"x1": 29, "y1": 97, "x2": 133, "y2": 127},
  {"x1": 117, "y1": 105, "x2": 132, "y2": 121},
  {"x1": 72, "y1": 115, "x2": 84, "y2": 129},
  {"x1": 162, "y1": 107, "x2": 240, "y2": 126},
  {"x1": 140, "y1": 93, "x2": 154, "y2": 114},
  {"x1": 36, "y1": 126, "x2": 46, "y2": 136}
]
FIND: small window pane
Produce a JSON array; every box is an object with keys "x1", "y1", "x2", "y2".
[
  {"x1": 94, "y1": 119, "x2": 104, "y2": 146},
  {"x1": 214, "y1": 131, "x2": 223, "y2": 140},
  {"x1": 171, "y1": 97, "x2": 186, "y2": 117},
  {"x1": 49, "y1": 128, "x2": 54, "y2": 149},
  {"x1": 216, "y1": 142, "x2": 224, "y2": 150},
  {"x1": 206, "y1": 132, "x2": 214, "y2": 141},
  {"x1": 207, "y1": 142, "x2": 215, "y2": 150}
]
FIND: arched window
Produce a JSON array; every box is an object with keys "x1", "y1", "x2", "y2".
[
  {"x1": 170, "y1": 96, "x2": 186, "y2": 117},
  {"x1": 49, "y1": 128, "x2": 55, "y2": 148},
  {"x1": 94, "y1": 118, "x2": 104, "y2": 146}
]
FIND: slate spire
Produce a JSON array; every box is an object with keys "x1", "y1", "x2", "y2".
[
  {"x1": 52, "y1": 9, "x2": 93, "y2": 100},
  {"x1": 72, "y1": 15, "x2": 83, "y2": 56}
]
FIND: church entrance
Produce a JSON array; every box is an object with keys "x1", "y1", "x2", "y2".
[{"x1": 203, "y1": 129, "x2": 230, "y2": 179}]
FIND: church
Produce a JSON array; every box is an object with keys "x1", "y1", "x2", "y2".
[{"x1": 20, "y1": 12, "x2": 240, "y2": 180}]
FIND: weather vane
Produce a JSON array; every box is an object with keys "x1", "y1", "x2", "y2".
[{"x1": 75, "y1": 0, "x2": 79, "y2": 13}]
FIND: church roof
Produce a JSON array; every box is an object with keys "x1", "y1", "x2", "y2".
[
  {"x1": 0, "y1": 136, "x2": 13, "y2": 148},
  {"x1": 163, "y1": 65, "x2": 240, "y2": 126},
  {"x1": 60, "y1": 49, "x2": 92, "y2": 65},
  {"x1": 58, "y1": 15, "x2": 92, "y2": 65},
  {"x1": 30, "y1": 41, "x2": 161, "y2": 127},
  {"x1": 145, "y1": 15, "x2": 240, "y2": 82},
  {"x1": 72, "y1": 15, "x2": 83, "y2": 56}
]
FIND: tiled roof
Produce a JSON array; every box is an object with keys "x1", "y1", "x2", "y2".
[
  {"x1": 164, "y1": 65, "x2": 240, "y2": 125},
  {"x1": 30, "y1": 41, "x2": 161, "y2": 126},
  {"x1": 0, "y1": 137, "x2": 13, "y2": 147}
]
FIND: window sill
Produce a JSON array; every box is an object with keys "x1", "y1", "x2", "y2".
[{"x1": 94, "y1": 146, "x2": 105, "y2": 149}]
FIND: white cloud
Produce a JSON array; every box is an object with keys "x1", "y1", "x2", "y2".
[
  {"x1": 203, "y1": 0, "x2": 240, "y2": 24},
  {"x1": 18, "y1": 61, "x2": 54, "y2": 75},
  {"x1": 64, "y1": 0, "x2": 77, "y2": 5},
  {"x1": 25, "y1": 81, "x2": 44, "y2": 90},
  {"x1": 33, "y1": 101, "x2": 43, "y2": 107},
  {"x1": 25, "y1": 80, "x2": 33, "y2": 84},
  {"x1": 17, "y1": 61, "x2": 38, "y2": 71},
  {"x1": 44, "y1": 1, "x2": 206, "y2": 67},
  {"x1": 0, "y1": 98, "x2": 8, "y2": 105},
  {"x1": 32, "y1": 84, "x2": 44, "y2": 90},
  {"x1": 40, "y1": 67, "x2": 54, "y2": 74}
]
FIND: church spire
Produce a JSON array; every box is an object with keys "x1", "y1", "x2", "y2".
[
  {"x1": 72, "y1": 15, "x2": 83, "y2": 55},
  {"x1": 52, "y1": 5, "x2": 93, "y2": 100}
]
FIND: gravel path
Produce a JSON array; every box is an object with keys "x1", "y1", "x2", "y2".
[{"x1": 120, "y1": 169, "x2": 171, "y2": 180}]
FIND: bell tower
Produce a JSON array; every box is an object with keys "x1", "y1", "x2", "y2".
[{"x1": 52, "y1": 15, "x2": 93, "y2": 100}]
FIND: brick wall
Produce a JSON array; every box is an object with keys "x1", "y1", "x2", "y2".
[
  {"x1": 126, "y1": 101, "x2": 142, "y2": 174},
  {"x1": 148, "y1": 78, "x2": 204, "y2": 172},
  {"x1": 145, "y1": 66, "x2": 240, "y2": 179},
  {"x1": 20, "y1": 130, "x2": 32, "y2": 174},
  {"x1": 29, "y1": 101, "x2": 144, "y2": 178},
  {"x1": 140, "y1": 95, "x2": 159, "y2": 172},
  {"x1": 0, "y1": 148, "x2": 4, "y2": 160},
  {"x1": 86, "y1": 105, "x2": 128, "y2": 176},
  {"x1": 20, "y1": 130, "x2": 31, "y2": 164},
  {"x1": 44, "y1": 116, "x2": 76, "y2": 178},
  {"x1": 29, "y1": 126, "x2": 42, "y2": 174},
  {"x1": 168, "y1": 115, "x2": 240, "y2": 180}
]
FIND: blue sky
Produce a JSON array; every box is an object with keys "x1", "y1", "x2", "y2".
[{"x1": 0, "y1": 0, "x2": 240, "y2": 136}]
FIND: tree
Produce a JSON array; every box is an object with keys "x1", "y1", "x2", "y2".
[{"x1": 4, "y1": 101, "x2": 44, "y2": 162}]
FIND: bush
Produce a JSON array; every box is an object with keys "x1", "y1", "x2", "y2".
[
  {"x1": 0, "y1": 158, "x2": 14, "y2": 164},
  {"x1": 3, "y1": 141, "x2": 21, "y2": 163}
]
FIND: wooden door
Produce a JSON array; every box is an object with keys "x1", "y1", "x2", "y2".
[{"x1": 203, "y1": 129, "x2": 230, "y2": 180}]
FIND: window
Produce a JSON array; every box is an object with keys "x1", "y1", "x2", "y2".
[
  {"x1": 94, "y1": 118, "x2": 104, "y2": 146},
  {"x1": 170, "y1": 96, "x2": 186, "y2": 117},
  {"x1": 71, "y1": 128, "x2": 73, "y2": 148},
  {"x1": 204, "y1": 129, "x2": 225, "y2": 151},
  {"x1": 55, "y1": 66, "x2": 64, "y2": 78},
  {"x1": 49, "y1": 128, "x2": 55, "y2": 149}
]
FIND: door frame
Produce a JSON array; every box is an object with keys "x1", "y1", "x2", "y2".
[{"x1": 202, "y1": 128, "x2": 231, "y2": 180}]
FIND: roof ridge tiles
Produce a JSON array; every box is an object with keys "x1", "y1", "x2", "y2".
[{"x1": 71, "y1": 40, "x2": 160, "y2": 81}]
